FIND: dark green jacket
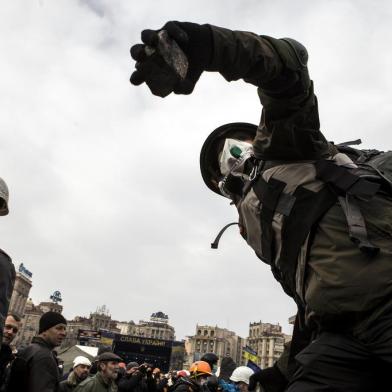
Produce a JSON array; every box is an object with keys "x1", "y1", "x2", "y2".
[
  {"x1": 74, "y1": 372, "x2": 118, "y2": 392},
  {"x1": 207, "y1": 26, "x2": 330, "y2": 161},
  {"x1": 206, "y1": 24, "x2": 392, "y2": 344},
  {"x1": 59, "y1": 371, "x2": 84, "y2": 392}
]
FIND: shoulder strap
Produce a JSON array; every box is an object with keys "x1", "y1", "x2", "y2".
[
  {"x1": 338, "y1": 195, "x2": 379, "y2": 256},
  {"x1": 253, "y1": 177, "x2": 286, "y2": 264},
  {"x1": 279, "y1": 186, "x2": 337, "y2": 298}
]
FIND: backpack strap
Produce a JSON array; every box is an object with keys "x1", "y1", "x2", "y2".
[
  {"x1": 210, "y1": 222, "x2": 239, "y2": 249},
  {"x1": 315, "y1": 159, "x2": 380, "y2": 256},
  {"x1": 279, "y1": 186, "x2": 337, "y2": 298},
  {"x1": 315, "y1": 160, "x2": 380, "y2": 200},
  {"x1": 338, "y1": 195, "x2": 379, "y2": 256},
  {"x1": 253, "y1": 177, "x2": 286, "y2": 264}
]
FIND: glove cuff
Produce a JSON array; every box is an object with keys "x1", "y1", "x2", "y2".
[{"x1": 176, "y1": 22, "x2": 214, "y2": 71}]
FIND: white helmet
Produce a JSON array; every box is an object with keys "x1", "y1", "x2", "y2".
[
  {"x1": 73, "y1": 356, "x2": 92, "y2": 368},
  {"x1": 0, "y1": 177, "x2": 9, "y2": 216},
  {"x1": 229, "y1": 366, "x2": 254, "y2": 385}
]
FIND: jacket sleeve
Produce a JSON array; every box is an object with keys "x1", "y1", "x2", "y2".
[
  {"x1": 207, "y1": 27, "x2": 284, "y2": 88},
  {"x1": 206, "y1": 26, "x2": 329, "y2": 160}
]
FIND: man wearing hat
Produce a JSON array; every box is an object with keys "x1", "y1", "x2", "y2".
[
  {"x1": 75, "y1": 352, "x2": 121, "y2": 392},
  {"x1": 7, "y1": 310, "x2": 67, "y2": 391},
  {"x1": 130, "y1": 21, "x2": 392, "y2": 391},
  {"x1": 59, "y1": 356, "x2": 92, "y2": 391}
]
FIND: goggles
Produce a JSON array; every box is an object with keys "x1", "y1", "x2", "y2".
[{"x1": 218, "y1": 138, "x2": 255, "y2": 198}]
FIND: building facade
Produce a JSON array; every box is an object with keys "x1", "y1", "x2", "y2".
[
  {"x1": 185, "y1": 325, "x2": 245, "y2": 368},
  {"x1": 61, "y1": 316, "x2": 92, "y2": 348},
  {"x1": 116, "y1": 321, "x2": 133, "y2": 335},
  {"x1": 129, "y1": 312, "x2": 175, "y2": 341},
  {"x1": 8, "y1": 263, "x2": 33, "y2": 319},
  {"x1": 61, "y1": 306, "x2": 121, "y2": 349},
  {"x1": 247, "y1": 322, "x2": 285, "y2": 369}
]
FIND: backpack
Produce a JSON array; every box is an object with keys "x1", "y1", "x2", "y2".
[{"x1": 233, "y1": 142, "x2": 392, "y2": 307}]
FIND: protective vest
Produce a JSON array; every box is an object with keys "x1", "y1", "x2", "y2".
[{"x1": 235, "y1": 146, "x2": 392, "y2": 308}]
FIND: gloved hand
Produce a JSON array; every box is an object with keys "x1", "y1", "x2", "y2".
[
  {"x1": 130, "y1": 21, "x2": 213, "y2": 97},
  {"x1": 248, "y1": 364, "x2": 288, "y2": 392}
]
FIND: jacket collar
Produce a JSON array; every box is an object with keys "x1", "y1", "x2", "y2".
[
  {"x1": 31, "y1": 336, "x2": 55, "y2": 350},
  {"x1": 67, "y1": 370, "x2": 79, "y2": 386}
]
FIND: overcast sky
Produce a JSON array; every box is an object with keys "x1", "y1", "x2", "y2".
[{"x1": 1, "y1": 0, "x2": 392, "y2": 341}]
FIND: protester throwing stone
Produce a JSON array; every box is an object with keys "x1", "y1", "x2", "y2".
[{"x1": 130, "y1": 21, "x2": 392, "y2": 391}]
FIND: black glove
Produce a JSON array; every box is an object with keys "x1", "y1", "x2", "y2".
[
  {"x1": 248, "y1": 364, "x2": 288, "y2": 392},
  {"x1": 130, "y1": 21, "x2": 213, "y2": 97}
]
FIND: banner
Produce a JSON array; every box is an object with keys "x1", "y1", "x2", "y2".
[
  {"x1": 242, "y1": 346, "x2": 259, "y2": 363},
  {"x1": 246, "y1": 359, "x2": 262, "y2": 372}
]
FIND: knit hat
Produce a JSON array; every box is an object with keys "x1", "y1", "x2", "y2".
[
  {"x1": 73, "y1": 356, "x2": 92, "y2": 368},
  {"x1": 39, "y1": 311, "x2": 67, "y2": 334}
]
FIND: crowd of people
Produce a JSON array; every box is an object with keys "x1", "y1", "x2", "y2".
[{"x1": 0, "y1": 310, "x2": 259, "y2": 392}]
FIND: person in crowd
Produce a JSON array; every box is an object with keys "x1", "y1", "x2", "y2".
[
  {"x1": 7, "y1": 310, "x2": 67, "y2": 392},
  {"x1": 89, "y1": 346, "x2": 113, "y2": 376},
  {"x1": 171, "y1": 361, "x2": 212, "y2": 392},
  {"x1": 75, "y1": 352, "x2": 121, "y2": 391},
  {"x1": 118, "y1": 362, "x2": 157, "y2": 392},
  {"x1": 229, "y1": 367, "x2": 254, "y2": 392},
  {"x1": 0, "y1": 313, "x2": 20, "y2": 390},
  {"x1": 59, "y1": 355, "x2": 92, "y2": 392},
  {"x1": 0, "y1": 178, "x2": 16, "y2": 348},
  {"x1": 200, "y1": 353, "x2": 218, "y2": 392},
  {"x1": 217, "y1": 358, "x2": 237, "y2": 392},
  {"x1": 200, "y1": 354, "x2": 218, "y2": 375}
]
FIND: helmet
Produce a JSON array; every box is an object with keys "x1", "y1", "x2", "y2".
[
  {"x1": 200, "y1": 123, "x2": 257, "y2": 197},
  {"x1": 200, "y1": 352, "x2": 218, "y2": 368},
  {"x1": 189, "y1": 361, "x2": 212, "y2": 377},
  {"x1": 0, "y1": 177, "x2": 9, "y2": 216},
  {"x1": 229, "y1": 366, "x2": 254, "y2": 384}
]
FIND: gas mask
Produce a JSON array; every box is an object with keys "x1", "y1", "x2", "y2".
[{"x1": 218, "y1": 138, "x2": 255, "y2": 199}]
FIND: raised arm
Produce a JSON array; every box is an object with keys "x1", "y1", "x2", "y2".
[{"x1": 130, "y1": 22, "x2": 330, "y2": 160}]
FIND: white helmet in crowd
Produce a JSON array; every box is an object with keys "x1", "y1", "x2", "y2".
[
  {"x1": 73, "y1": 356, "x2": 92, "y2": 368},
  {"x1": 229, "y1": 366, "x2": 254, "y2": 385},
  {"x1": 0, "y1": 177, "x2": 9, "y2": 216}
]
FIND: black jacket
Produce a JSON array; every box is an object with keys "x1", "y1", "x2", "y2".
[
  {"x1": 118, "y1": 372, "x2": 157, "y2": 392},
  {"x1": 8, "y1": 336, "x2": 60, "y2": 392},
  {"x1": 170, "y1": 378, "x2": 200, "y2": 392},
  {"x1": 0, "y1": 343, "x2": 13, "y2": 391}
]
